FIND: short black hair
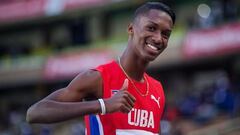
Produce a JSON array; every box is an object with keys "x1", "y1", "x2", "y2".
[{"x1": 133, "y1": 2, "x2": 176, "y2": 25}]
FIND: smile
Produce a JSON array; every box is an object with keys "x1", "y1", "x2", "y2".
[{"x1": 147, "y1": 43, "x2": 158, "y2": 51}]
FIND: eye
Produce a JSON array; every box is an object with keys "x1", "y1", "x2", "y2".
[
  {"x1": 162, "y1": 31, "x2": 171, "y2": 39},
  {"x1": 147, "y1": 26, "x2": 156, "y2": 32}
]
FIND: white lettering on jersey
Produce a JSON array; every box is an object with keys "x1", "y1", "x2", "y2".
[
  {"x1": 147, "y1": 111, "x2": 154, "y2": 128},
  {"x1": 151, "y1": 95, "x2": 160, "y2": 108},
  {"x1": 128, "y1": 108, "x2": 154, "y2": 129}
]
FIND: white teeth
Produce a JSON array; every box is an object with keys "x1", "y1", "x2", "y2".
[{"x1": 147, "y1": 44, "x2": 158, "y2": 51}]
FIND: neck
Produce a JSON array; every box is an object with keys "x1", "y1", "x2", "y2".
[{"x1": 119, "y1": 48, "x2": 149, "y2": 82}]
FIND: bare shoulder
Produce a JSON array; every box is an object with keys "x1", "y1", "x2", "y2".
[
  {"x1": 46, "y1": 69, "x2": 102, "y2": 102},
  {"x1": 67, "y1": 69, "x2": 102, "y2": 97}
]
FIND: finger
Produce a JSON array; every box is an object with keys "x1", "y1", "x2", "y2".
[
  {"x1": 120, "y1": 103, "x2": 132, "y2": 113},
  {"x1": 123, "y1": 96, "x2": 134, "y2": 109},
  {"x1": 123, "y1": 93, "x2": 135, "y2": 107},
  {"x1": 121, "y1": 79, "x2": 129, "y2": 91},
  {"x1": 126, "y1": 92, "x2": 136, "y2": 102}
]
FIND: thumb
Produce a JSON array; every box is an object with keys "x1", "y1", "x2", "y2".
[{"x1": 121, "y1": 79, "x2": 129, "y2": 91}]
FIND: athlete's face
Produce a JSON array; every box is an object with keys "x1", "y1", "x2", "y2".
[{"x1": 128, "y1": 9, "x2": 173, "y2": 61}]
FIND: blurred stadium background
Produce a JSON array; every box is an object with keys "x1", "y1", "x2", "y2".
[{"x1": 0, "y1": 0, "x2": 240, "y2": 135}]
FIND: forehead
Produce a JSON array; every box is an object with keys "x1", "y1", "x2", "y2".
[{"x1": 135, "y1": 9, "x2": 173, "y2": 29}]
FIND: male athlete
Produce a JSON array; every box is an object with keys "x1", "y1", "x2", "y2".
[{"x1": 26, "y1": 2, "x2": 175, "y2": 135}]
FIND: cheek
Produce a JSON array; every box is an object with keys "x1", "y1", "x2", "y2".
[
  {"x1": 163, "y1": 39, "x2": 169, "y2": 47},
  {"x1": 134, "y1": 33, "x2": 145, "y2": 44}
]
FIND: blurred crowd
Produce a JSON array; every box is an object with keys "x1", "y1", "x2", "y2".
[
  {"x1": 161, "y1": 73, "x2": 240, "y2": 135},
  {"x1": 0, "y1": 0, "x2": 239, "y2": 135}
]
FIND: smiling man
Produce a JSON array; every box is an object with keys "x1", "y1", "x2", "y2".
[{"x1": 26, "y1": 2, "x2": 175, "y2": 135}]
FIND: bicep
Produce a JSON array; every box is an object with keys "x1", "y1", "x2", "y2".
[{"x1": 45, "y1": 70, "x2": 102, "y2": 102}]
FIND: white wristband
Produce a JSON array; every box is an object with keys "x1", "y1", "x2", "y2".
[{"x1": 98, "y1": 99, "x2": 106, "y2": 115}]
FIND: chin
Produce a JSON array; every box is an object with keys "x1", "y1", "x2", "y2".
[
  {"x1": 141, "y1": 50, "x2": 164, "y2": 62},
  {"x1": 143, "y1": 55, "x2": 158, "y2": 62}
]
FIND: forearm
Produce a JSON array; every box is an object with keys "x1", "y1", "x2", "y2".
[{"x1": 26, "y1": 99, "x2": 101, "y2": 123}]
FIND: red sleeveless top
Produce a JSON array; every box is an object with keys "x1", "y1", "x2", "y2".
[{"x1": 85, "y1": 61, "x2": 165, "y2": 135}]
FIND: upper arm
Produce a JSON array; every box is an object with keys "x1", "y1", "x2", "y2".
[{"x1": 45, "y1": 69, "x2": 102, "y2": 102}]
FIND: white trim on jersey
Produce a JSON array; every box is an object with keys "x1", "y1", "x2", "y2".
[
  {"x1": 96, "y1": 115, "x2": 104, "y2": 135},
  {"x1": 116, "y1": 129, "x2": 158, "y2": 135}
]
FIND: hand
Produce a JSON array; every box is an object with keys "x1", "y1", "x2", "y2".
[{"x1": 104, "y1": 79, "x2": 136, "y2": 113}]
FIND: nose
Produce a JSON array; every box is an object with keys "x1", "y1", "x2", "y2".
[{"x1": 152, "y1": 32, "x2": 163, "y2": 45}]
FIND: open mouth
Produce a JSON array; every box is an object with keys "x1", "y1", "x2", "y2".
[
  {"x1": 146, "y1": 42, "x2": 161, "y2": 53},
  {"x1": 147, "y1": 43, "x2": 158, "y2": 51}
]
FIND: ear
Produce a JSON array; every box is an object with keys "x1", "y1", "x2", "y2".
[{"x1": 127, "y1": 23, "x2": 134, "y2": 35}]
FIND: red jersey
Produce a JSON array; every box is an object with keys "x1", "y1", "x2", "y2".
[{"x1": 85, "y1": 61, "x2": 165, "y2": 135}]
